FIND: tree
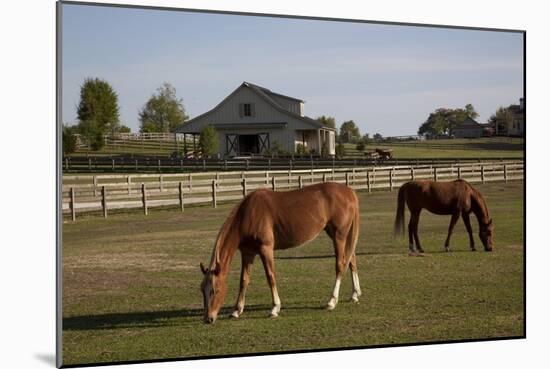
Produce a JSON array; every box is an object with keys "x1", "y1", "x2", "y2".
[
  {"x1": 356, "y1": 141, "x2": 366, "y2": 152},
  {"x1": 339, "y1": 120, "x2": 361, "y2": 143},
  {"x1": 199, "y1": 125, "x2": 219, "y2": 157},
  {"x1": 335, "y1": 142, "x2": 346, "y2": 158},
  {"x1": 76, "y1": 78, "x2": 121, "y2": 150},
  {"x1": 417, "y1": 104, "x2": 478, "y2": 138},
  {"x1": 373, "y1": 133, "x2": 383, "y2": 141},
  {"x1": 139, "y1": 82, "x2": 188, "y2": 133},
  {"x1": 488, "y1": 106, "x2": 513, "y2": 136},
  {"x1": 62, "y1": 124, "x2": 78, "y2": 155},
  {"x1": 316, "y1": 115, "x2": 336, "y2": 129}
]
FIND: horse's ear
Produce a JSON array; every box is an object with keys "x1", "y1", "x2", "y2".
[{"x1": 200, "y1": 262, "x2": 208, "y2": 275}]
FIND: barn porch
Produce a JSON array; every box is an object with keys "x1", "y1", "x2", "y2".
[{"x1": 295, "y1": 128, "x2": 335, "y2": 156}]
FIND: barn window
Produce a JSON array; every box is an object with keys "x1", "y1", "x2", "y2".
[{"x1": 244, "y1": 103, "x2": 252, "y2": 116}]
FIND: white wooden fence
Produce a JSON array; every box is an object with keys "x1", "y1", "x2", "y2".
[{"x1": 62, "y1": 160, "x2": 524, "y2": 221}]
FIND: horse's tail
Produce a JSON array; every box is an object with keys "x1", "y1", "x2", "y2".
[
  {"x1": 394, "y1": 183, "x2": 407, "y2": 237},
  {"x1": 345, "y1": 192, "x2": 361, "y2": 264}
]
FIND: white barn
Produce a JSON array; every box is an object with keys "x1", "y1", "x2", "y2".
[{"x1": 177, "y1": 82, "x2": 336, "y2": 157}]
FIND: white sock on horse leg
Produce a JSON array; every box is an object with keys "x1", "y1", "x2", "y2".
[{"x1": 327, "y1": 277, "x2": 341, "y2": 310}]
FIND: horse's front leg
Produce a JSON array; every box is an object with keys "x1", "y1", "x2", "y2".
[
  {"x1": 231, "y1": 251, "x2": 255, "y2": 318},
  {"x1": 259, "y1": 244, "x2": 281, "y2": 318},
  {"x1": 462, "y1": 213, "x2": 476, "y2": 251},
  {"x1": 444, "y1": 212, "x2": 460, "y2": 252}
]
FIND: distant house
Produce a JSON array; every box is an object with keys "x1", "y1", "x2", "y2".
[
  {"x1": 452, "y1": 117, "x2": 484, "y2": 138},
  {"x1": 177, "y1": 82, "x2": 336, "y2": 157},
  {"x1": 507, "y1": 98, "x2": 525, "y2": 136}
]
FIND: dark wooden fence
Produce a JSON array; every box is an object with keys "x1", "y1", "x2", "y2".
[{"x1": 62, "y1": 155, "x2": 523, "y2": 174}]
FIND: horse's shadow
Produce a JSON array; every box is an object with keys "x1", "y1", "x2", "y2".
[
  {"x1": 276, "y1": 251, "x2": 369, "y2": 260},
  {"x1": 63, "y1": 304, "x2": 325, "y2": 331}
]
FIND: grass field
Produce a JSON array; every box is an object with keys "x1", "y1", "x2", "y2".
[
  {"x1": 62, "y1": 181, "x2": 524, "y2": 366},
  {"x1": 345, "y1": 137, "x2": 524, "y2": 158}
]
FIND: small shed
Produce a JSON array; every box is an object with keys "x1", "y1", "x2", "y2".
[{"x1": 452, "y1": 117, "x2": 484, "y2": 138}]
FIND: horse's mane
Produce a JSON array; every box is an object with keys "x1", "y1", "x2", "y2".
[
  {"x1": 209, "y1": 200, "x2": 243, "y2": 269},
  {"x1": 465, "y1": 182, "x2": 490, "y2": 222}
]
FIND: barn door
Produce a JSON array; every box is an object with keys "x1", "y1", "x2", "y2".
[
  {"x1": 258, "y1": 133, "x2": 270, "y2": 153},
  {"x1": 226, "y1": 134, "x2": 238, "y2": 156}
]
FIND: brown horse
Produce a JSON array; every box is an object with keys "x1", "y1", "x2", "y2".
[
  {"x1": 200, "y1": 182, "x2": 361, "y2": 323},
  {"x1": 394, "y1": 179, "x2": 493, "y2": 254}
]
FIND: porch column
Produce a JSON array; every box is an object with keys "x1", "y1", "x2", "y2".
[{"x1": 317, "y1": 129, "x2": 323, "y2": 156}]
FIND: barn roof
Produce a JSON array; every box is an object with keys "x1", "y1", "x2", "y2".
[
  {"x1": 178, "y1": 82, "x2": 333, "y2": 132},
  {"x1": 454, "y1": 117, "x2": 482, "y2": 129}
]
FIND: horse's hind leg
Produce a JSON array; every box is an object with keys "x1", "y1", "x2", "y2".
[
  {"x1": 349, "y1": 253, "x2": 361, "y2": 303},
  {"x1": 327, "y1": 230, "x2": 348, "y2": 310},
  {"x1": 411, "y1": 210, "x2": 424, "y2": 253},
  {"x1": 258, "y1": 244, "x2": 281, "y2": 318},
  {"x1": 231, "y1": 251, "x2": 255, "y2": 318}
]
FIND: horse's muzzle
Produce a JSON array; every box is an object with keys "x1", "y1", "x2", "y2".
[{"x1": 204, "y1": 315, "x2": 216, "y2": 324}]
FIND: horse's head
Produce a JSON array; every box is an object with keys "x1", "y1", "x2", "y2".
[
  {"x1": 200, "y1": 262, "x2": 227, "y2": 323},
  {"x1": 479, "y1": 218, "x2": 494, "y2": 251}
]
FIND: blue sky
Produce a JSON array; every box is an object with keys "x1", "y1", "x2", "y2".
[{"x1": 62, "y1": 4, "x2": 524, "y2": 136}]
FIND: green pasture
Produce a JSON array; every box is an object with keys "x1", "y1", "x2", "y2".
[
  {"x1": 345, "y1": 137, "x2": 524, "y2": 158},
  {"x1": 62, "y1": 181, "x2": 524, "y2": 366}
]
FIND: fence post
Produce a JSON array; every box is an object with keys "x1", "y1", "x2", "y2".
[
  {"x1": 504, "y1": 164, "x2": 508, "y2": 183},
  {"x1": 88, "y1": 157, "x2": 92, "y2": 171},
  {"x1": 101, "y1": 186, "x2": 107, "y2": 218},
  {"x1": 389, "y1": 169, "x2": 393, "y2": 191},
  {"x1": 65, "y1": 157, "x2": 69, "y2": 171},
  {"x1": 224, "y1": 159, "x2": 228, "y2": 171},
  {"x1": 310, "y1": 169, "x2": 314, "y2": 183},
  {"x1": 242, "y1": 177, "x2": 247, "y2": 198},
  {"x1": 367, "y1": 171, "x2": 371, "y2": 193},
  {"x1": 458, "y1": 166, "x2": 462, "y2": 180},
  {"x1": 345, "y1": 172, "x2": 349, "y2": 187},
  {"x1": 203, "y1": 159, "x2": 206, "y2": 171},
  {"x1": 127, "y1": 176, "x2": 132, "y2": 195},
  {"x1": 271, "y1": 176, "x2": 276, "y2": 191},
  {"x1": 433, "y1": 167, "x2": 438, "y2": 182},
  {"x1": 159, "y1": 175, "x2": 164, "y2": 191},
  {"x1": 246, "y1": 159, "x2": 249, "y2": 170},
  {"x1": 180, "y1": 159, "x2": 183, "y2": 171},
  {"x1": 322, "y1": 173, "x2": 326, "y2": 182},
  {"x1": 299, "y1": 175, "x2": 303, "y2": 188},
  {"x1": 92, "y1": 176, "x2": 98, "y2": 196},
  {"x1": 268, "y1": 158, "x2": 271, "y2": 170},
  {"x1": 481, "y1": 165, "x2": 485, "y2": 183},
  {"x1": 288, "y1": 170, "x2": 291, "y2": 188},
  {"x1": 266, "y1": 171, "x2": 269, "y2": 185},
  {"x1": 135, "y1": 159, "x2": 138, "y2": 172},
  {"x1": 410, "y1": 167, "x2": 415, "y2": 181},
  {"x1": 70, "y1": 187, "x2": 76, "y2": 222},
  {"x1": 141, "y1": 183, "x2": 148, "y2": 215},
  {"x1": 212, "y1": 180, "x2": 217, "y2": 208},
  {"x1": 179, "y1": 181, "x2": 184, "y2": 212},
  {"x1": 189, "y1": 173, "x2": 193, "y2": 192}
]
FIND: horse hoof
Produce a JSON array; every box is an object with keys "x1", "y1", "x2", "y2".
[
  {"x1": 471, "y1": 248, "x2": 477, "y2": 252},
  {"x1": 269, "y1": 312, "x2": 278, "y2": 318},
  {"x1": 231, "y1": 311, "x2": 241, "y2": 318},
  {"x1": 351, "y1": 296, "x2": 359, "y2": 304}
]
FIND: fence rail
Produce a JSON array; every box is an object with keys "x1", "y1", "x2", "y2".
[
  {"x1": 62, "y1": 160, "x2": 524, "y2": 221},
  {"x1": 62, "y1": 155, "x2": 523, "y2": 174}
]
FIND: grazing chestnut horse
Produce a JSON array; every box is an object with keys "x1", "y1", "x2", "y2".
[
  {"x1": 200, "y1": 182, "x2": 361, "y2": 323},
  {"x1": 394, "y1": 179, "x2": 493, "y2": 254}
]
